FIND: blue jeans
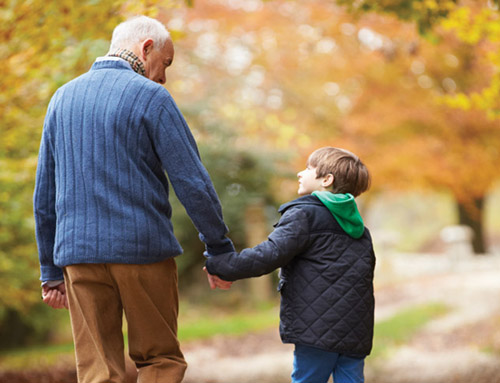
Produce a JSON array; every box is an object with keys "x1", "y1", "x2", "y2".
[{"x1": 291, "y1": 344, "x2": 365, "y2": 383}]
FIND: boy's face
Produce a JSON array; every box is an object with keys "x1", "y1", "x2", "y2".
[{"x1": 297, "y1": 166, "x2": 330, "y2": 195}]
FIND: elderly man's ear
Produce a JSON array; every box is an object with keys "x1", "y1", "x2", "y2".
[{"x1": 138, "y1": 38, "x2": 154, "y2": 61}]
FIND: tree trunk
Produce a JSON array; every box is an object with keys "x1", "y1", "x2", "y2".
[{"x1": 456, "y1": 196, "x2": 486, "y2": 254}]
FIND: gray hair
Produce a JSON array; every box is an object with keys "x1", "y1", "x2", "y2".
[{"x1": 109, "y1": 16, "x2": 170, "y2": 52}]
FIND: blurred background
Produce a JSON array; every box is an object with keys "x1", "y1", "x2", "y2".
[{"x1": 1, "y1": 0, "x2": 500, "y2": 382}]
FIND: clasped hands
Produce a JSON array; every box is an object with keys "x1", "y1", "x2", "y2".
[{"x1": 204, "y1": 267, "x2": 232, "y2": 290}]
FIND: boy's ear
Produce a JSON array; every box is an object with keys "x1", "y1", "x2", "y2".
[{"x1": 322, "y1": 174, "x2": 334, "y2": 188}]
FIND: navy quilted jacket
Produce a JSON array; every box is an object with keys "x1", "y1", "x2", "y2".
[{"x1": 205, "y1": 194, "x2": 375, "y2": 356}]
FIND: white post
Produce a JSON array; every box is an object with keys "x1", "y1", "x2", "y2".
[
  {"x1": 440, "y1": 225, "x2": 474, "y2": 260},
  {"x1": 245, "y1": 200, "x2": 273, "y2": 301}
]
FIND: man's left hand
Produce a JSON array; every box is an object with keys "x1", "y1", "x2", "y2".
[{"x1": 42, "y1": 282, "x2": 69, "y2": 309}]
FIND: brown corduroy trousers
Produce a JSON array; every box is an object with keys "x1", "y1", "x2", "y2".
[{"x1": 63, "y1": 258, "x2": 187, "y2": 383}]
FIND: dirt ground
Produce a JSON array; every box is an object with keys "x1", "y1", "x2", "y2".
[{"x1": 2, "y1": 252, "x2": 500, "y2": 383}]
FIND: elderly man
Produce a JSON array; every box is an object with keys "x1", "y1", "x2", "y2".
[{"x1": 34, "y1": 16, "x2": 233, "y2": 383}]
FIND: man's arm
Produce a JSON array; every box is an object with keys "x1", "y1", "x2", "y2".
[
  {"x1": 151, "y1": 93, "x2": 234, "y2": 255},
  {"x1": 205, "y1": 207, "x2": 310, "y2": 281},
  {"x1": 33, "y1": 101, "x2": 64, "y2": 282}
]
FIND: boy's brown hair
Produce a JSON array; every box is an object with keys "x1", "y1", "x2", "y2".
[{"x1": 307, "y1": 147, "x2": 371, "y2": 197}]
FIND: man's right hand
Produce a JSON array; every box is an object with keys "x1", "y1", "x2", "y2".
[{"x1": 203, "y1": 267, "x2": 232, "y2": 290}]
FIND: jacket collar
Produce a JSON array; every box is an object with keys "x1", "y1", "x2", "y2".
[{"x1": 278, "y1": 194, "x2": 323, "y2": 214}]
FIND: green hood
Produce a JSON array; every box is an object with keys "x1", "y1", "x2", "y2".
[{"x1": 312, "y1": 191, "x2": 365, "y2": 239}]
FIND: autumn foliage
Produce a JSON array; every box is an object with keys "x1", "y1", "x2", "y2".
[{"x1": 0, "y1": 0, "x2": 499, "y2": 346}]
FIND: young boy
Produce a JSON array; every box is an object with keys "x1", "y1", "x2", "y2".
[{"x1": 205, "y1": 147, "x2": 375, "y2": 383}]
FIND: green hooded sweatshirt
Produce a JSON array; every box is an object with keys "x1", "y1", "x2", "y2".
[{"x1": 312, "y1": 191, "x2": 365, "y2": 239}]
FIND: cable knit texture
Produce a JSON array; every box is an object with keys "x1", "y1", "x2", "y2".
[{"x1": 34, "y1": 59, "x2": 234, "y2": 281}]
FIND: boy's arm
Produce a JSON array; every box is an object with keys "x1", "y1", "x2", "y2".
[{"x1": 205, "y1": 207, "x2": 310, "y2": 281}]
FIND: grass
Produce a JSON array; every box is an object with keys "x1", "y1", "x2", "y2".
[
  {"x1": 178, "y1": 302, "x2": 279, "y2": 342},
  {"x1": 0, "y1": 301, "x2": 279, "y2": 371},
  {"x1": 370, "y1": 302, "x2": 449, "y2": 359},
  {"x1": 0, "y1": 343, "x2": 75, "y2": 370},
  {"x1": 0, "y1": 301, "x2": 448, "y2": 370}
]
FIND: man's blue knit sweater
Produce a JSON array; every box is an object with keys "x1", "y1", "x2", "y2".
[{"x1": 34, "y1": 59, "x2": 234, "y2": 282}]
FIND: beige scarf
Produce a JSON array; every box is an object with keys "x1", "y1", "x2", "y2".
[{"x1": 108, "y1": 49, "x2": 146, "y2": 77}]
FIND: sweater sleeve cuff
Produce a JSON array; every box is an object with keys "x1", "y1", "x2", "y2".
[
  {"x1": 40, "y1": 265, "x2": 64, "y2": 282},
  {"x1": 41, "y1": 279, "x2": 65, "y2": 287},
  {"x1": 204, "y1": 238, "x2": 235, "y2": 256}
]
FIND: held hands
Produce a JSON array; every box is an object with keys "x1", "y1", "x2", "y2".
[
  {"x1": 203, "y1": 267, "x2": 232, "y2": 290},
  {"x1": 42, "y1": 282, "x2": 69, "y2": 309}
]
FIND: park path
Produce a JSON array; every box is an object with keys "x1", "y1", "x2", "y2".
[
  {"x1": 1, "y1": 252, "x2": 499, "y2": 383},
  {"x1": 182, "y1": 252, "x2": 500, "y2": 383}
]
